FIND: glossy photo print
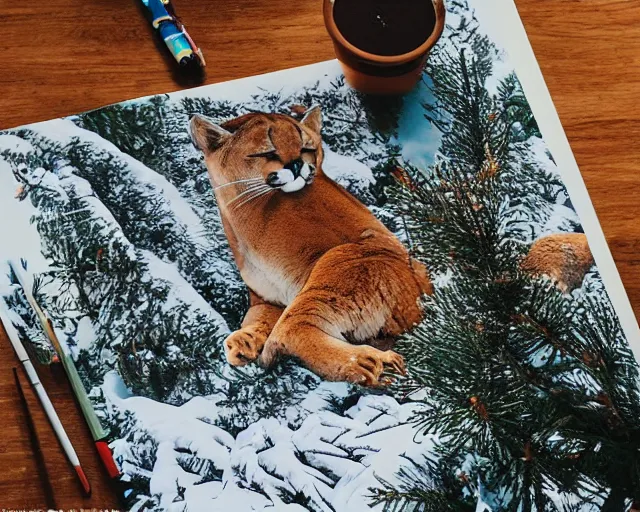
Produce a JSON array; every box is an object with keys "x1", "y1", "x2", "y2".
[{"x1": 1, "y1": 1, "x2": 639, "y2": 510}]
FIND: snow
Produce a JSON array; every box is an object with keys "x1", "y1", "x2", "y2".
[
  {"x1": 24, "y1": 118, "x2": 121, "y2": 152},
  {"x1": 485, "y1": 54, "x2": 513, "y2": 97},
  {"x1": 543, "y1": 203, "x2": 581, "y2": 235},
  {"x1": 52, "y1": 169, "x2": 140, "y2": 261},
  {"x1": 323, "y1": 147, "x2": 375, "y2": 186},
  {"x1": 105, "y1": 370, "x2": 134, "y2": 399},
  {"x1": 58, "y1": 165, "x2": 94, "y2": 197},
  {"x1": 0, "y1": 134, "x2": 33, "y2": 153},
  {"x1": 527, "y1": 136, "x2": 559, "y2": 178},
  {"x1": 0, "y1": 150, "x2": 51, "y2": 276},
  {"x1": 105, "y1": 371, "x2": 234, "y2": 509},
  {"x1": 524, "y1": 135, "x2": 582, "y2": 236},
  {"x1": 103, "y1": 370, "x2": 437, "y2": 512},
  {"x1": 119, "y1": 153, "x2": 210, "y2": 245},
  {"x1": 456, "y1": 2, "x2": 514, "y2": 96},
  {"x1": 432, "y1": 268, "x2": 455, "y2": 289},
  {"x1": 74, "y1": 316, "x2": 98, "y2": 353}
]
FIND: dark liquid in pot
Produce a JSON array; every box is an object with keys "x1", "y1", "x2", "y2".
[{"x1": 333, "y1": 0, "x2": 437, "y2": 57}]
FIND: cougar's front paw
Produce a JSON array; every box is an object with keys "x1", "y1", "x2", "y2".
[
  {"x1": 342, "y1": 346, "x2": 406, "y2": 387},
  {"x1": 224, "y1": 328, "x2": 265, "y2": 366}
]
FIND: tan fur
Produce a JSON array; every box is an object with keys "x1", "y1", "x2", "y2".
[
  {"x1": 190, "y1": 108, "x2": 432, "y2": 386},
  {"x1": 521, "y1": 233, "x2": 594, "y2": 293}
]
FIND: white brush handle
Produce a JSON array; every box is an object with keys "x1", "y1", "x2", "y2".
[{"x1": 23, "y1": 360, "x2": 81, "y2": 466}]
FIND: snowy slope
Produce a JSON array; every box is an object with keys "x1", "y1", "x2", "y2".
[
  {"x1": 19, "y1": 122, "x2": 247, "y2": 327},
  {"x1": 0, "y1": 128, "x2": 231, "y2": 384},
  {"x1": 25, "y1": 119, "x2": 209, "y2": 246}
]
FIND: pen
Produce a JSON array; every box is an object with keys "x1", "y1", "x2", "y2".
[{"x1": 141, "y1": 0, "x2": 206, "y2": 69}]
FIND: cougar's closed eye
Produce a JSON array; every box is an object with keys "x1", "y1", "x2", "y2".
[{"x1": 248, "y1": 150, "x2": 280, "y2": 162}]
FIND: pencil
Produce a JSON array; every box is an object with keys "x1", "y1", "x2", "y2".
[
  {"x1": 0, "y1": 297, "x2": 91, "y2": 497},
  {"x1": 13, "y1": 367, "x2": 57, "y2": 510}
]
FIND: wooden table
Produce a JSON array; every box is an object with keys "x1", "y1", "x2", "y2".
[{"x1": 0, "y1": 0, "x2": 639, "y2": 508}]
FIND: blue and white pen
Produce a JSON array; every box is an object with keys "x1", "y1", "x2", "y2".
[{"x1": 141, "y1": 0, "x2": 206, "y2": 69}]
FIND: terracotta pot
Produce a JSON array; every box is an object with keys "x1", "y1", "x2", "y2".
[{"x1": 323, "y1": 0, "x2": 446, "y2": 95}]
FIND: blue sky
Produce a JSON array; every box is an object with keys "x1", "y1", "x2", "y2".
[{"x1": 396, "y1": 76, "x2": 442, "y2": 170}]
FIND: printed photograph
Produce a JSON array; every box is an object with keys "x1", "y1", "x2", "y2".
[{"x1": 0, "y1": 1, "x2": 639, "y2": 510}]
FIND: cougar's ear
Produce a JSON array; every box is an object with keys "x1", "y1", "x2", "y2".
[
  {"x1": 189, "y1": 114, "x2": 232, "y2": 154},
  {"x1": 300, "y1": 106, "x2": 322, "y2": 135}
]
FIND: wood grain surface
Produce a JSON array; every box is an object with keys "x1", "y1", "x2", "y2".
[{"x1": 0, "y1": 0, "x2": 639, "y2": 508}]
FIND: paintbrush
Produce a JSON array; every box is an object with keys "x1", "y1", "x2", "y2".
[{"x1": 0, "y1": 297, "x2": 91, "y2": 496}]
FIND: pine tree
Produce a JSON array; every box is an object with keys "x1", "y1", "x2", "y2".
[
  {"x1": 369, "y1": 455, "x2": 476, "y2": 512},
  {"x1": 373, "y1": 29, "x2": 640, "y2": 512},
  {"x1": 63, "y1": 137, "x2": 247, "y2": 327},
  {"x1": 76, "y1": 94, "x2": 200, "y2": 186},
  {"x1": 0, "y1": 139, "x2": 230, "y2": 404}
]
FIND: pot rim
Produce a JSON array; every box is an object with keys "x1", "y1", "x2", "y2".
[{"x1": 323, "y1": 0, "x2": 446, "y2": 66}]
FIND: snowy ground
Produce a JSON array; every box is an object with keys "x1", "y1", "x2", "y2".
[{"x1": 105, "y1": 371, "x2": 435, "y2": 512}]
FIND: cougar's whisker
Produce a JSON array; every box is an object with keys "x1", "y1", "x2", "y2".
[
  {"x1": 226, "y1": 184, "x2": 270, "y2": 206},
  {"x1": 233, "y1": 187, "x2": 275, "y2": 211},
  {"x1": 214, "y1": 178, "x2": 262, "y2": 191},
  {"x1": 232, "y1": 188, "x2": 269, "y2": 210}
]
